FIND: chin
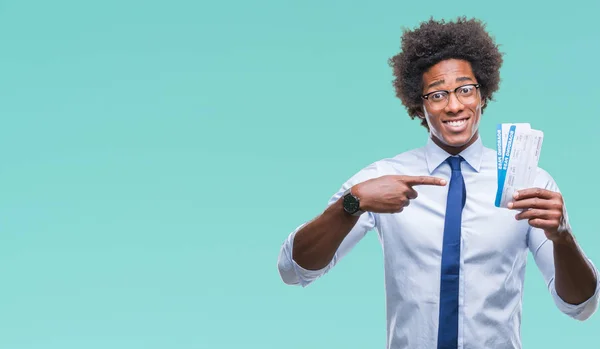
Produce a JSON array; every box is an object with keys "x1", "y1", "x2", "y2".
[
  {"x1": 435, "y1": 129, "x2": 478, "y2": 149},
  {"x1": 443, "y1": 134, "x2": 473, "y2": 147}
]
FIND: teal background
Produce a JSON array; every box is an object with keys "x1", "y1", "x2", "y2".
[{"x1": 0, "y1": 0, "x2": 598, "y2": 348}]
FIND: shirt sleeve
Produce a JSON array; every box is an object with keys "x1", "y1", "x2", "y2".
[
  {"x1": 527, "y1": 169, "x2": 600, "y2": 321},
  {"x1": 277, "y1": 162, "x2": 381, "y2": 287}
]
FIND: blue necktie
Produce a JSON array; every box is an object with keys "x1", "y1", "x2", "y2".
[{"x1": 437, "y1": 156, "x2": 466, "y2": 349}]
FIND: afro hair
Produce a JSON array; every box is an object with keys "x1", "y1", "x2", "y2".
[{"x1": 389, "y1": 17, "x2": 504, "y2": 128}]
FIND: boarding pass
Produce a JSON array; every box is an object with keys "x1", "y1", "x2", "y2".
[{"x1": 495, "y1": 123, "x2": 544, "y2": 208}]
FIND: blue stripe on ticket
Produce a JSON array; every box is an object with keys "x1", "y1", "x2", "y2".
[
  {"x1": 495, "y1": 125, "x2": 516, "y2": 207},
  {"x1": 496, "y1": 124, "x2": 503, "y2": 174}
]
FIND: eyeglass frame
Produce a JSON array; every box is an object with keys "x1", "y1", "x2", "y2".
[{"x1": 421, "y1": 83, "x2": 481, "y2": 109}]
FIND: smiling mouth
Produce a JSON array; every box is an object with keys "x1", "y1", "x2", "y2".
[{"x1": 443, "y1": 117, "x2": 470, "y2": 127}]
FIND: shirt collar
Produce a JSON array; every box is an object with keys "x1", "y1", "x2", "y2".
[{"x1": 425, "y1": 135, "x2": 483, "y2": 174}]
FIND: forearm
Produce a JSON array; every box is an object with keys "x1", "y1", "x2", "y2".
[
  {"x1": 553, "y1": 233, "x2": 598, "y2": 305},
  {"x1": 292, "y1": 198, "x2": 360, "y2": 270}
]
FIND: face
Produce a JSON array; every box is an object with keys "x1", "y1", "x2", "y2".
[{"x1": 420, "y1": 59, "x2": 483, "y2": 155}]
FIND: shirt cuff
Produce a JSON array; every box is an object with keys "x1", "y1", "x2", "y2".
[
  {"x1": 288, "y1": 225, "x2": 333, "y2": 286},
  {"x1": 277, "y1": 223, "x2": 333, "y2": 287},
  {"x1": 550, "y1": 258, "x2": 600, "y2": 321},
  {"x1": 291, "y1": 258, "x2": 332, "y2": 287}
]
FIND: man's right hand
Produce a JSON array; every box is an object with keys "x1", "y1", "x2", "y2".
[{"x1": 352, "y1": 175, "x2": 447, "y2": 213}]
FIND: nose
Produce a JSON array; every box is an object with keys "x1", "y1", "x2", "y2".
[{"x1": 444, "y1": 92, "x2": 464, "y2": 114}]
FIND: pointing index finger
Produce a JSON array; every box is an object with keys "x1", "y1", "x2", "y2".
[{"x1": 400, "y1": 175, "x2": 447, "y2": 186}]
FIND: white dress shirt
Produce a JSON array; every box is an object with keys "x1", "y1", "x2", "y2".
[{"x1": 277, "y1": 136, "x2": 600, "y2": 349}]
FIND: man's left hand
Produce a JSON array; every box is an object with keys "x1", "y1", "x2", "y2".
[{"x1": 508, "y1": 188, "x2": 569, "y2": 242}]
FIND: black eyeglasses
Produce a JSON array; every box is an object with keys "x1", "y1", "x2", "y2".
[{"x1": 421, "y1": 84, "x2": 481, "y2": 110}]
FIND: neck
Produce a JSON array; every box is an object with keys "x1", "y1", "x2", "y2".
[{"x1": 432, "y1": 132, "x2": 479, "y2": 155}]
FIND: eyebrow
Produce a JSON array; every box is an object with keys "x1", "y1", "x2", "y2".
[{"x1": 426, "y1": 76, "x2": 474, "y2": 90}]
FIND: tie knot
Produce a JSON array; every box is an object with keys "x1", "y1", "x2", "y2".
[{"x1": 446, "y1": 156, "x2": 463, "y2": 171}]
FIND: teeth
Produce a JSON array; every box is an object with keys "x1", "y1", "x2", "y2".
[{"x1": 447, "y1": 119, "x2": 466, "y2": 127}]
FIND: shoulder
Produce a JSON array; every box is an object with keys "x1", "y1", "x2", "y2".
[
  {"x1": 343, "y1": 147, "x2": 426, "y2": 184},
  {"x1": 372, "y1": 146, "x2": 426, "y2": 174},
  {"x1": 389, "y1": 146, "x2": 428, "y2": 165}
]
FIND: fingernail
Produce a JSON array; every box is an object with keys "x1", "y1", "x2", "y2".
[
  {"x1": 440, "y1": 179, "x2": 447, "y2": 185},
  {"x1": 513, "y1": 192, "x2": 519, "y2": 199},
  {"x1": 508, "y1": 202, "x2": 513, "y2": 209}
]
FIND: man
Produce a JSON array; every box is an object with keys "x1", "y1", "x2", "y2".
[{"x1": 276, "y1": 17, "x2": 599, "y2": 349}]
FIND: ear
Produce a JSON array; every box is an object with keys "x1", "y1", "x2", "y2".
[{"x1": 478, "y1": 99, "x2": 486, "y2": 114}]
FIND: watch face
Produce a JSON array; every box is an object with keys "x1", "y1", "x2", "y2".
[{"x1": 343, "y1": 194, "x2": 360, "y2": 213}]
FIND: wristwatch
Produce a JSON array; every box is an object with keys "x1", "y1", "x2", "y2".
[{"x1": 342, "y1": 188, "x2": 364, "y2": 216}]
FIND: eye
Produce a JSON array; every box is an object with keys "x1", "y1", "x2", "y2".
[
  {"x1": 430, "y1": 92, "x2": 447, "y2": 101},
  {"x1": 458, "y1": 85, "x2": 475, "y2": 95}
]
